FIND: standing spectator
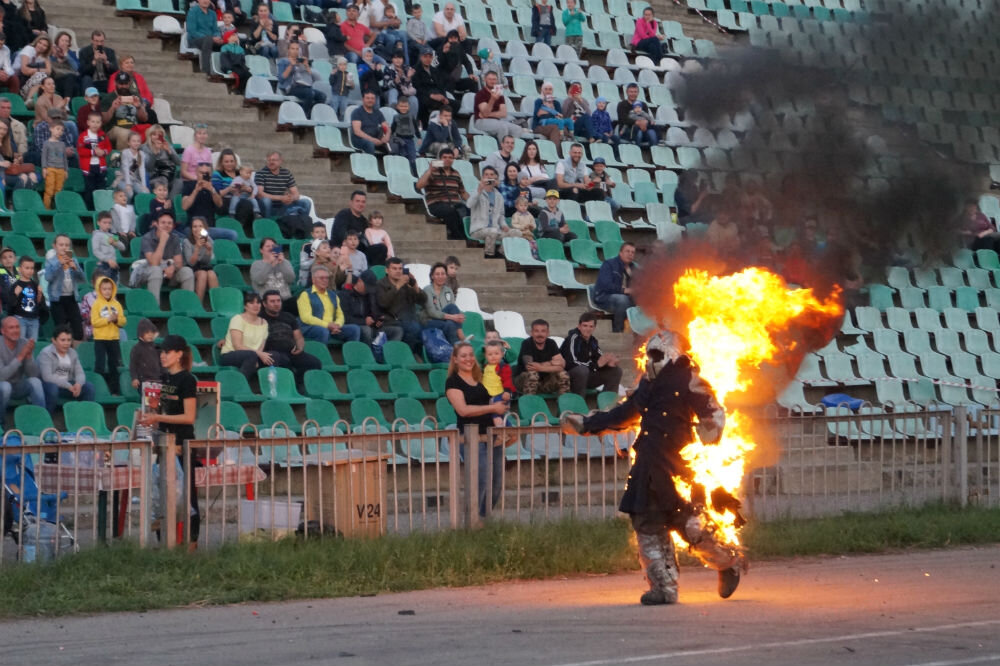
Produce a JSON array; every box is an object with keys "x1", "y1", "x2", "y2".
[
  {"x1": 376, "y1": 257, "x2": 428, "y2": 350},
  {"x1": 0, "y1": 317, "x2": 44, "y2": 423},
  {"x1": 220, "y1": 292, "x2": 272, "y2": 380},
  {"x1": 561, "y1": 0, "x2": 586, "y2": 55},
  {"x1": 560, "y1": 312, "x2": 621, "y2": 397},
  {"x1": 74, "y1": 86, "x2": 101, "y2": 135},
  {"x1": 416, "y1": 148, "x2": 469, "y2": 241},
  {"x1": 7, "y1": 255, "x2": 43, "y2": 341},
  {"x1": 328, "y1": 56, "x2": 354, "y2": 121},
  {"x1": 251, "y1": 237, "x2": 297, "y2": 312},
  {"x1": 110, "y1": 189, "x2": 136, "y2": 241},
  {"x1": 382, "y1": 50, "x2": 416, "y2": 111},
  {"x1": 417, "y1": 104, "x2": 462, "y2": 156},
  {"x1": 0, "y1": 31, "x2": 20, "y2": 94},
  {"x1": 17, "y1": 0, "x2": 45, "y2": 40},
  {"x1": 468, "y1": 166, "x2": 519, "y2": 257},
  {"x1": 338, "y1": 269, "x2": 381, "y2": 345},
  {"x1": 129, "y1": 318, "x2": 160, "y2": 391},
  {"x1": 142, "y1": 124, "x2": 181, "y2": 192},
  {"x1": 139, "y1": 213, "x2": 196, "y2": 305},
  {"x1": 429, "y1": 2, "x2": 471, "y2": 54},
  {"x1": 389, "y1": 97, "x2": 418, "y2": 173},
  {"x1": 562, "y1": 83, "x2": 593, "y2": 141},
  {"x1": 278, "y1": 41, "x2": 325, "y2": 114},
  {"x1": 114, "y1": 130, "x2": 149, "y2": 201},
  {"x1": 532, "y1": 81, "x2": 574, "y2": 143},
  {"x1": 589, "y1": 157, "x2": 620, "y2": 214},
  {"x1": 260, "y1": 289, "x2": 322, "y2": 387},
  {"x1": 101, "y1": 72, "x2": 149, "y2": 149},
  {"x1": 186, "y1": 0, "x2": 223, "y2": 75},
  {"x1": 297, "y1": 265, "x2": 362, "y2": 344},
  {"x1": 423, "y1": 262, "x2": 465, "y2": 343},
  {"x1": 0, "y1": 247, "x2": 16, "y2": 293},
  {"x1": 145, "y1": 178, "x2": 174, "y2": 234},
  {"x1": 513, "y1": 318, "x2": 569, "y2": 395},
  {"x1": 476, "y1": 46, "x2": 503, "y2": 88},
  {"x1": 323, "y1": 11, "x2": 347, "y2": 59},
  {"x1": 555, "y1": 143, "x2": 604, "y2": 203},
  {"x1": 38, "y1": 324, "x2": 95, "y2": 412},
  {"x1": 593, "y1": 242, "x2": 636, "y2": 333},
  {"x1": 78, "y1": 30, "x2": 117, "y2": 92},
  {"x1": 90, "y1": 275, "x2": 125, "y2": 395},
  {"x1": 435, "y1": 30, "x2": 477, "y2": 99},
  {"x1": 341, "y1": 3, "x2": 376, "y2": 64},
  {"x1": 631, "y1": 7, "x2": 667, "y2": 60},
  {"x1": 405, "y1": 4, "x2": 429, "y2": 66},
  {"x1": 248, "y1": 4, "x2": 278, "y2": 60},
  {"x1": 183, "y1": 217, "x2": 220, "y2": 301},
  {"x1": 93, "y1": 209, "x2": 126, "y2": 283},
  {"x1": 341, "y1": 231, "x2": 369, "y2": 274},
  {"x1": 43, "y1": 234, "x2": 85, "y2": 341},
  {"x1": 537, "y1": 190, "x2": 577, "y2": 244},
  {"x1": 77, "y1": 111, "x2": 110, "y2": 208},
  {"x1": 413, "y1": 46, "x2": 448, "y2": 127},
  {"x1": 254, "y1": 150, "x2": 309, "y2": 219},
  {"x1": 474, "y1": 72, "x2": 523, "y2": 140},
  {"x1": 530, "y1": 0, "x2": 556, "y2": 45},
  {"x1": 50, "y1": 30, "x2": 80, "y2": 98},
  {"x1": 40, "y1": 119, "x2": 68, "y2": 209},
  {"x1": 350, "y1": 90, "x2": 389, "y2": 154}
]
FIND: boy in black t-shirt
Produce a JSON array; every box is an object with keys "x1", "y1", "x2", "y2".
[
  {"x1": 8, "y1": 255, "x2": 44, "y2": 340},
  {"x1": 512, "y1": 319, "x2": 570, "y2": 395}
]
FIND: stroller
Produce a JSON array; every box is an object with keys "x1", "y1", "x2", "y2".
[{"x1": 2, "y1": 434, "x2": 75, "y2": 562}]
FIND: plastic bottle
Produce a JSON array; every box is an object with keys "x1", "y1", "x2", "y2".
[
  {"x1": 268, "y1": 367, "x2": 278, "y2": 398},
  {"x1": 670, "y1": 211, "x2": 679, "y2": 225}
]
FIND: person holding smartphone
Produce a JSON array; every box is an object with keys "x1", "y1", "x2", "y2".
[
  {"x1": 468, "y1": 166, "x2": 519, "y2": 257},
  {"x1": 416, "y1": 147, "x2": 469, "y2": 241},
  {"x1": 277, "y1": 41, "x2": 325, "y2": 115},
  {"x1": 473, "y1": 71, "x2": 523, "y2": 140}
]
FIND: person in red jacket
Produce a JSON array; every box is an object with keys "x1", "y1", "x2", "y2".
[{"x1": 77, "y1": 111, "x2": 111, "y2": 208}]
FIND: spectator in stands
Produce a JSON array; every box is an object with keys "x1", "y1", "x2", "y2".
[
  {"x1": 469, "y1": 166, "x2": 519, "y2": 257},
  {"x1": 218, "y1": 0, "x2": 248, "y2": 27},
  {"x1": 248, "y1": 4, "x2": 279, "y2": 60},
  {"x1": 77, "y1": 112, "x2": 109, "y2": 208},
  {"x1": 220, "y1": 292, "x2": 272, "y2": 379},
  {"x1": 364, "y1": 210, "x2": 394, "y2": 260},
  {"x1": 561, "y1": 312, "x2": 621, "y2": 398},
  {"x1": 0, "y1": 124, "x2": 34, "y2": 192},
  {"x1": 260, "y1": 289, "x2": 322, "y2": 386},
  {"x1": 429, "y1": 2, "x2": 472, "y2": 54},
  {"x1": 331, "y1": 190, "x2": 389, "y2": 266},
  {"x1": 513, "y1": 318, "x2": 569, "y2": 395},
  {"x1": 102, "y1": 72, "x2": 149, "y2": 149},
  {"x1": 255, "y1": 150, "x2": 309, "y2": 219},
  {"x1": 40, "y1": 118, "x2": 69, "y2": 209},
  {"x1": 474, "y1": 72, "x2": 523, "y2": 140},
  {"x1": 139, "y1": 213, "x2": 196, "y2": 305},
  {"x1": 18, "y1": 33, "x2": 49, "y2": 94},
  {"x1": 17, "y1": 0, "x2": 44, "y2": 40},
  {"x1": 186, "y1": 0, "x2": 223, "y2": 75},
  {"x1": 90, "y1": 275, "x2": 125, "y2": 395},
  {"x1": 278, "y1": 41, "x2": 325, "y2": 114},
  {"x1": 8, "y1": 255, "x2": 43, "y2": 341},
  {"x1": 555, "y1": 143, "x2": 604, "y2": 203},
  {"x1": 108, "y1": 54, "x2": 154, "y2": 110},
  {"x1": 675, "y1": 169, "x2": 712, "y2": 226},
  {"x1": 591, "y1": 96, "x2": 616, "y2": 147},
  {"x1": 413, "y1": 46, "x2": 447, "y2": 127},
  {"x1": 561, "y1": 0, "x2": 586, "y2": 55},
  {"x1": 181, "y1": 161, "x2": 232, "y2": 236},
  {"x1": 327, "y1": 56, "x2": 355, "y2": 122},
  {"x1": 537, "y1": 190, "x2": 576, "y2": 244},
  {"x1": 482, "y1": 134, "x2": 518, "y2": 176},
  {"x1": 252, "y1": 237, "x2": 297, "y2": 312},
  {"x1": 510, "y1": 196, "x2": 537, "y2": 242},
  {"x1": 0, "y1": 32, "x2": 19, "y2": 94},
  {"x1": 50, "y1": 31, "x2": 80, "y2": 99},
  {"x1": 372, "y1": 1, "x2": 409, "y2": 65},
  {"x1": 39, "y1": 324, "x2": 96, "y2": 412},
  {"x1": 382, "y1": 51, "x2": 416, "y2": 110},
  {"x1": 322, "y1": 12, "x2": 347, "y2": 60},
  {"x1": 706, "y1": 210, "x2": 740, "y2": 257},
  {"x1": 78, "y1": 29, "x2": 116, "y2": 92},
  {"x1": 418, "y1": 104, "x2": 462, "y2": 157},
  {"x1": 476, "y1": 46, "x2": 502, "y2": 87},
  {"x1": 416, "y1": 147, "x2": 469, "y2": 241},
  {"x1": 631, "y1": 6, "x2": 667, "y2": 60},
  {"x1": 563, "y1": 83, "x2": 593, "y2": 142},
  {"x1": 141, "y1": 127, "x2": 180, "y2": 198},
  {"x1": 0, "y1": 96, "x2": 25, "y2": 152},
  {"x1": 0, "y1": 247, "x2": 16, "y2": 291},
  {"x1": 389, "y1": 97, "x2": 418, "y2": 172},
  {"x1": 530, "y1": 0, "x2": 557, "y2": 46},
  {"x1": 533, "y1": 81, "x2": 575, "y2": 144},
  {"x1": 0, "y1": 316, "x2": 44, "y2": 423},
  {"x1": 92, "y1": 208, "x2": 125, "y2": 283},
  {"x1": 296, "y1": 264, "x2": 362, "y2": 344},
  {"x1": 435, "y1": 29, "x2": 477, "y2": 99},
  {"x1": 338, "y1": 269, "x2": 381, "y2": 345},
  {"x1": 277, "y1": 24, "x2": 307, "y2": 60},
  {"x1": 423, "y1": 261, "x2": 466, "y2": 343},
  {"x1": 593, "y1": 242, "x2": 636, "y2": 333},
  {"x1": 376, "y1": 257, "x2": 428, "y2": 350},
  {"x1": 74, "y1": 86, "x2": 99, "y2": 133},
  {"x1": 212, "y1": 148, "x2": 250, "y2": 225},
  {"x1": 342, "y1": 3, "x2": 376, "y2": 64},
  {"x1": 0, "y1": 6, "x2": 28, "y2": 55},
  {"x1": 406, "y1": 4, "x2": 429, "y2": 64},
  {"x1": 33, "y1": 75, "x2": 69, "y2": 125},
  {"x1": 128, "y1": 318, "x2": 160, "y2": 390},
  {"x1": 341, "y1": 231, "x2": 369, "y2": 273},
  {"x1": 42, "y1": 234, "x2": 84, "y2": 342},
  {"x1": 517, "y1": 140, "x2": 551, "y2": 200},
  {"x1": 962, "y1": 199, "x2": 1000, "y2": 252},
  {"x1": 499, "y1": 163, "x2": 525, "y2": 216},
  {"x1": 183, "y1": 217, "x2": 219, "y2": 301},
  {"x1": 114, "y1": 130, "x2": 149, "y2": 201},
  {"x1": 616, "y1": 83, "x2": 655, "y2": 146},
  {"x1": 445, "y1": 255, "x2": 460, "y2": 292},
  {"x1": 588, "y1": 157, "x2": 620, "y2": 214},
  {"x1": 350, "y1": 90, "x2": 390, "y2": 154}
]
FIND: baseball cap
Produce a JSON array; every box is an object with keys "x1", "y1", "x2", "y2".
[
  {"x1": 545, "y1": 189, "x2": 560, "y2": 199},
  {"x1": 115, "y1": 71, "x2": 131, "y2": 84},
  {"x1": 84, "y1": 86, "x2": 100, "y2": 97},
  {"x1": 477, "y1": 48, "x2": 490, "y2": 59},
  {"x1": 593, "y1": 157, "x2": 606, "y2": 165},
  {"x1": 159, "y1": 334, "x2": 189, "y2": 353},
  {"x1": 420, "y1": 45, "x2": 434, "y2": 55},
  {"x1": 595, "y1": 96, "x2": 608, "y2": 104}
]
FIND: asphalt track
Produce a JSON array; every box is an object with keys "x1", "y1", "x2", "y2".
[{"x1": 1, "y1": 545, "x2": 998, "y2": 666}]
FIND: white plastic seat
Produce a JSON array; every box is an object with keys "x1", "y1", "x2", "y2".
[
  {"x1": 455, "y1": 288, "x2": 493, "y2": 320},
  {"x1": 169, "y1": 125, "x2": 194, "y2": 149},
  {"x1": 151, "y1": 98, "x2": 181, "y2": 126},
  {"x1": 404, "y1": 263, "x2": 431, "y2": 289},
  {"x1": 278, "y1": 101, "x2": 317, "y2": 127},
  {"x1": 152, "y1": 15, "x2": 183, "y2": 35},
  {"x1": 492, "y1": 311, "x2": 528, "y2": 338}
]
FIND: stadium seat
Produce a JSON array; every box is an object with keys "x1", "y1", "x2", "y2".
[
  {"x1": 260, "y1": 399, "x2": 302, "y2": 435},
  {"x1": 303, "y1": 369, "x2": 354, "y2": 401},
  {"x1": 13, "y1": 405, "x2": 55, "y2": 443},
  {"x1": 346, "y1": 369, "x2": 397, "y2": 400},
  {"x1": 342, "y1": 340, "x2": 391, "y2": 371},
  {"x1": 388, "y1": 368, "x2": 436, "y2": 399},
  {"x1": 383, "y1": 340, "x2": 432, "y2": 370},
  {"x1": 256, "y1": 367, "x2": 309, "y2": 404}
]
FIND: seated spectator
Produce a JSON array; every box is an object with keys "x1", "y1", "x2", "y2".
[
  {"x1": 364, "y1": 210, "x2": 395, "y2": 260},
  {"x1": 530, "y1": 0, "x2": 557, "y2": 45},
  {"x1": 416, "y1": 147, "x2": 469, "y2": 241},
  {"x1": 707, "y1": 210, "x2": 740, "y2": 257},
  {"x1": 499, "y1": 163, "x2": 525, "y2": 217},
  {"x1": 0, "y1": 31, "x2": 20, "y2": 94},
  {"x1": 372, "y1": 1, "x2": 409, "y2": 65},
  {"x1": 181, "y1": 161, "x2": 240, "y2": 241},
  {"x1": 212, "y1": 148, "x2": 253, "y2": 227},
  {"x1": 355, "y1": 47, "x2": 384, "y2": 96},
  {"x1": 474, "y1": 72, "x2": 523, "y2": 140},
  {"x1": 101, "y1": 71, "x2": 149, "y2": 150},
  {"x1": 0, "y1": 316, "x2": 44, "y2": 424},
  {"x1": 49, "y1": 30, "x2": 80, "y2": 98},
  {"x1": 482, "y1": 134, "x2": 518, "y2": 176},
  {"x1": 338, "y1": 269, "x2": 382, "y2": 345},
  {"x1": 219, "y1": 31, "x2": 250, "y2": 94},
  {"x1": 513, "y1": 318, "x2": 569, "y2": 395},
  {"x1": 33, "y1": 75, "x2": 70, "y2": 125},
  {"x1": 434, "y1": 29, "x2": 477, "y2": 99},
  {"x1": 445, "y1": 255, "x2": 461, "y2": 292},
  {"x1": 328, "y1": 56, "x2": 354, "y2": 121},
  {"x1": 43, "y1": 234, "x2": 85, "y2": 340},
  {"x1": 129, "y1": 318, "x2": 160, "y2": 390},
  {"x1": 561, "y1": 0, "x2": 586, "y2": 55},
  {"x1": 341, "y1": 231, "x2": 369, "y2": 274},
  {"x1": 186, "y1": 0, "x2": 223, "y2": 74},
  {"x1": 113, "y1": 130, "x2": 149, "y2": 201},
  {"x1": 143, "y1": 178, "x2": 173, "y2": 234},
  {"x1": 376, "y1": 257, "x2": 428, "y2": 350},
  {"x1": 631, "y1": 7, "x2": 668, "y2": 60},
  {"x1": 429, "y1": 2, "x2": 472, "y2": 54},
  {"x1": 277, "y1": 25, "x2": 308, "y2": 60},
  {"x1": 562, "y1": 83, "x2": 593, "y2": 142},
  {"x1": 0, "y1": 122, "x2": 36, "y2": 190},
  {"x1": 251, "y1": 237, "x2": 297, "y2": 312},
  {"x1": 142, "y1": 123, "x2": 181, "y2": 193},
  {"x1": 510, "y1": 196, "x2": 537, "y2": 242},
  {"x1": 341, "y1": 3, "x2": 376, "y2": 64},
  {"x1": 413, "y1": 46, "x2": 448, "y2": 127},
  {"x1": 555, "y1": 143, "x2": 604, "y2": 203},
  {"x1": 18, "y1": 33, "x2": 50, "y2": 95},
  {"x1": 591, "y1": 96, "x2": 616, "y2": 147},
  {"x1": 469, "y1": 166, "x2": 519, "y2": 257},
  {"x1": 39, "y1": 324, "x2": 95, "y2": 413},
  {"x1": 297, "y1": 265, "x2": 362, "y2": 344},
  {"x1": 248, "y1": 4, "x2": 279, "y2": 60},
  {"x1": 593, "y1": 242, "x2": 636, "y2": 333},
  {"x1": 389, "y1": 97, "x2": 418, "y2": 173},
  {"x1": 183, "y1": 217, "x2": 219, "y2": 301},
  {"x1": 278, "y1": 42, "x2": 326, "y2": 115},
  {"x1": 560, "y1": 312, "x2": 621, "y2": 397},
  {"x1": 254, "y1": 150, "x2": 309, "y2": 220},
  {"x1": 476, "y1": 46, "x2": 503, "y2": 89},
  {"x1": 382, "y1": 50, "x2": 416, "y2": 112},
  {"x1": 217, "y1": 1, "x2": 247, "y2": 27},
  {"x1": 423, "y1": 262, "x2": 465, "y2": 343},
  {"x1": 78, "y1": 29, "x2": 116, "y2": 92},
  {"x1": 107, "y1": 54, "x2": 153, "y2": 110},
  {"x1": 298, "y1": 223, "x2": 330, "y2": 285},
  {"x1": 350, "y1": 90, "x2": 390, "y2": 154},
  {"x1": 228, "y1": 162, "x2": 261, "y2": 218},
  {"x1": 332, "y1": 190, "x2": 389, "y2": 266},
  {"x1": 537, "y1": 190, "x2": 577, "y2": 244},
  {"x1": 74, "y1": 86, "x2": 101, "y2": 134},
  {"x1": 675, "y1": 169, "x2": 712, "y2": 226},
  {"x1": 260, "y1": 289, "x2": 322, "y2": 389},
  {"x1": 418, "y1": 105, "x2": 462, "y2": 157},
  {"x1": 616, "y1": 83, "x2": 655, "y2": 147},
  {"x1": 588, "y1": 157, "x2": 620, "y2": 214},
  {"x1": 517, "y1": 140, "x2": 551, "y2": 201},
  {"x1": 138, "y1": 212, "x2": 196, "y2": 305},
  {"x1": 533, "y1": 81, "x2": 575, "y2": 144}
]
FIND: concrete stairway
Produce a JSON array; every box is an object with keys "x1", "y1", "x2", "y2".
[{"x1": 652, "y1": 0, "x2": 740, "y2": 45}]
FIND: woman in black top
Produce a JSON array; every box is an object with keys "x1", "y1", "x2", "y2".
[
  {"x1": 138, "y1": 334, "x2": 202, "y2": 545},
  {"x1": 445, "y1": 342, "x2": 508, "y2": 517}
]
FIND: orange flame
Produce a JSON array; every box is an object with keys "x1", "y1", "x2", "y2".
[{"x1": 633, "y1": 267, "x2": 842, "y2": 549}]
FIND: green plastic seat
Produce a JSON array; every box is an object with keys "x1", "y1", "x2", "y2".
[
  {"x1": 166, "y1": 315, "x2": 214, "y2": 345},
  {"x1": 272, "y1": 0, "x2": 295, "y2": 22},
  {"x1": 12, "y1": 190, "x2": 47, "y2": 216},
  {"x1": 115, "y1": 402, "x2": 140, "y2": 429},
  {"x1": 388, "y1": 368, "x2": 436, "y2": 399},
  {"x1": 435, "y1": 396, "x2": 457, "y2": 427},
  {"x1": 209, "y1": 316, "x2": 231, "y2": 342},
  {"x1": 220, "y1": 401, "x2": 253, "y2": 434},
  {"x1": 75, "y1": 341, "x2": 96, "y2": 371},
  {"x1": 393, "y1": 397, "x2": 434, "y2": 427},
  {"x1": 342, "y1": 340, "x2": 390, "y2": 371},
  {"x1": 256, "y1": 367, "x2": 309, "y2": 404},
  {"x1": 53, "y1": 189, "x2": 92, "y2": 217},
  {"x1": 462, "y1": 311, "x2": 487, "y2": 341},
  {"x1": 925, "y1": 286, "x2": 953, "y2": 312},
  {"x1": 568, "y1": 239, "x2": 603, "y2": 269},
  {"x1": 596, "y1": 390, "x2": 619, "y2": 410},
  {"x1": 503, "y1": 338, "x2": 522, "y2": 364},
  {"x1": 13, "y1": 404, "x2": 55, "y2": 441},
  {"x1": 536, "y1": 237, "x2": 571, "y2": 263},
  {"x1": 213, "y1": 239, "x2": 252, "y2": 266},
  {"x1": 350, "y1": 397, "x2": 390, "y2": 429},
  {"x1": 208, "y1": 287, "x2": 244, "y2": 318},
  {"x1": 52, "y1": 212, "x2": 91, "y2": 241},
  {"x1": 346, "y1": 369, "x2": 397, "y2": 400},
  {"x1": 383, "y1": 339, "x2": 432, "y2": 370},
  {"x1": 217, "y1": 369, "x2": 264, "y2": 403},
  {"x1": 976, "y1": 249, "x2": 1000, "y2": 269},
  {"x1": 302, "y1": 398, "x2": 347, "y2": 437},
  {"x1": 260, "y1": 399, "x2": 302, "y2": 434},
  {"x1": 118, "y1": 368, "x2": 140, "y2": 402},
  {"x1": 557, "y1": 392, "x2": 589, "y2": 415},
  {"x1": 216, "y1": 217, "x2": 250, "y2": 244},
  {"x1": 251, "y1": 218, "x2": 289, "y2": 243},
  {"x1": 304, "y1": 397, "x2": 345, "y2": 426},
  {"x1": 546, "y1": 260, "x2": 589, "y2": 291},
  {"x1": 428, "y1": 368, "x2": 448, "y2": 395},
  {"x1": 64, "y1": 400, "x2": 114, "y2": 437},
  {"x1": 303, "y1": 340, "x2": 345, "y2": 372},
  {"x1": 593, "y1": 220, "x2": 624, "y2": 245},
  {"x1": 954, "y1": 286, "x2": 981, "y2": 311},
  {"x1": 169, "y1": 290, "x2": 212, "y2": 318},
  {"x1": 214, "y1": 263, "x2": 248, "y2": 289},
  {"x1": 350, "y1": 152, "x2": 387, "y2": 184},
  {"x1": 518, "y1": 394, "x2": 558, "y2": 425},
  {"x1": 125, "y1": 289, "x2": 166, "y2": 318},
  {"x1": 84, "y1": 372, "x2": 126, "y2": 405},
  {"x1": 0, "y1": 92, "x2": 31, "y2": 118},
  {"x1": 866, "y1": 284, "x2": 895, "y2": 310},
  {"x1": 303, "y1": 369, "x2": 355, "y2": 401},
  {"x1": 11, "y1": 211, "x2": 46, "y2": 239}
]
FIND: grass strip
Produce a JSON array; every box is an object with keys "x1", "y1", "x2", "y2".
[{"x1": 1, "y1": 503, "x2": 997, "y2": 618}]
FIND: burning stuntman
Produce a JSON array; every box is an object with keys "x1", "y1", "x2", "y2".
[{"x1": 561, "y1": 330, "x2": 745, "y2": 605}]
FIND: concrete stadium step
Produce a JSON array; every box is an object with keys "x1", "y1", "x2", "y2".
[
  {"x1": 777, "y1": 462, "x2": 882, "y2": 494},
  {"x1": 779, "y1": 445, "x2": 859, "y2": 466}
]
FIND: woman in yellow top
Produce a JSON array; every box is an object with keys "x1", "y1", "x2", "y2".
[{"x1": 219, "y1": 292, "x2": 272, "y2": 378}]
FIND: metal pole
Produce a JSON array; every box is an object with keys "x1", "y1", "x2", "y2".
[
  {"x1": 463, "y1": 425, "x2": 480, "y2": 529},
  {"x1": 955, "y1": 406, "x2": 969, "y2": 507},
  {"x1": 155, "y1": 431, "x2": 177, "y2": 549}
]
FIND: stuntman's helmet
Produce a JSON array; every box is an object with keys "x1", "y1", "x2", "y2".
[{"x1": 644, "y1": 330, "x2": 689, "y2": 380}]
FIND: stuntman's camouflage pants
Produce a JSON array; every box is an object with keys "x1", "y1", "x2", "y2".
[{"x1": 514, "y1": 370, "x2": 571, "y2": 395}]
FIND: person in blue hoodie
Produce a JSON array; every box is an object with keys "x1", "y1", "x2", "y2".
[{"x1": 592, "y1": 241, "x2": 636, "y2": 333}]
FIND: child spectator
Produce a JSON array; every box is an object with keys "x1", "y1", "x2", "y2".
[
  {"x1": 78, "y1": 276, "x2": 99, "y2": 342},
  {"x1": 0, "y1": 248, "x2": 17, "y2": 293},
  {"x1": 90, "y1": 275, "x2": 125, "y2": 394},
  {"x1": 298, "y1": 222, "x2": 329, "y2": 286},
  {"x1": 228, "y1": 163, "x2": 261, "y2": 217},
  {"x1": 591, "y1": 97, "x2": 615, "y2": 145},
  {"x1": 328, "y1": 56, "x2": 355, "y2": 122},
  {"x1": 390, "y1": 97, "x2": 418, "y2": 174},
  {"x1": 531, "y1": 0, "x2": 557, "y2": 45},
  {"x1": 129, "y1": 318, "x2": 161, "y2": 390},
  {"x1": 8, "y1": 255, "x2": 44, "y2": 341},
  {"x1": 383, "y1": 50, "x2": 417, "y2": 111},
  {"x1": 43, "y1": 234, "x2": 86, "y2": 341},
  {"x1": 406, "y1": 5, "x2": 429, "y2": 65},
  {"x1": 445, "y1": 255, "x2": 460, "y2": 292},
  {"x1": 111, "y1": 188, "x2": 137, "y2": 241},
  {"x1": 365, "y1": 210, "x2": 395, "y2": 259},
  {"x1": 561, "y1": 0, "x2": 586, "y2": 56},
  {"x1": 510, "y1": 196, "x2": 537, "y2": 241},
  {"x1": 476, "y1": 47, "x2": 503, "y2": 87},
  {"x1": 219, "y1": 29, "x2": 250, "y2": 95},
  {"x1": 93, "y1": 210, "x2": 126, "y2": 282},
  {"x1": 146, "y1": 177, "x2": 174, "y2": 234},
  {"x1": 588, "y1": 157, "x2": 620, "y2": 214},
  {"x1": 484, "y1": 329, "x2": 511, "y2": 351},
  {"x1": 220, "y1": 11, "x2": 238, "y2": 35},
  {"x1": 628, "y1": 102, "x2": 656, "y2": 147},
  {"x1": 114, "y1": 130, "x2": 149, "y2": 201},
  {"x1": 41, "y1": 119, "x2": 69, "y2": 209},
  {"x1": 77, "y1": 112, "x2": 111, "y2": 209},
  {"x1": 537, "y1": 190, "x2": 577, "y2": 244},
  {"x1": 482, "y1": 340, "x2": 515, "y2": 433}
]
